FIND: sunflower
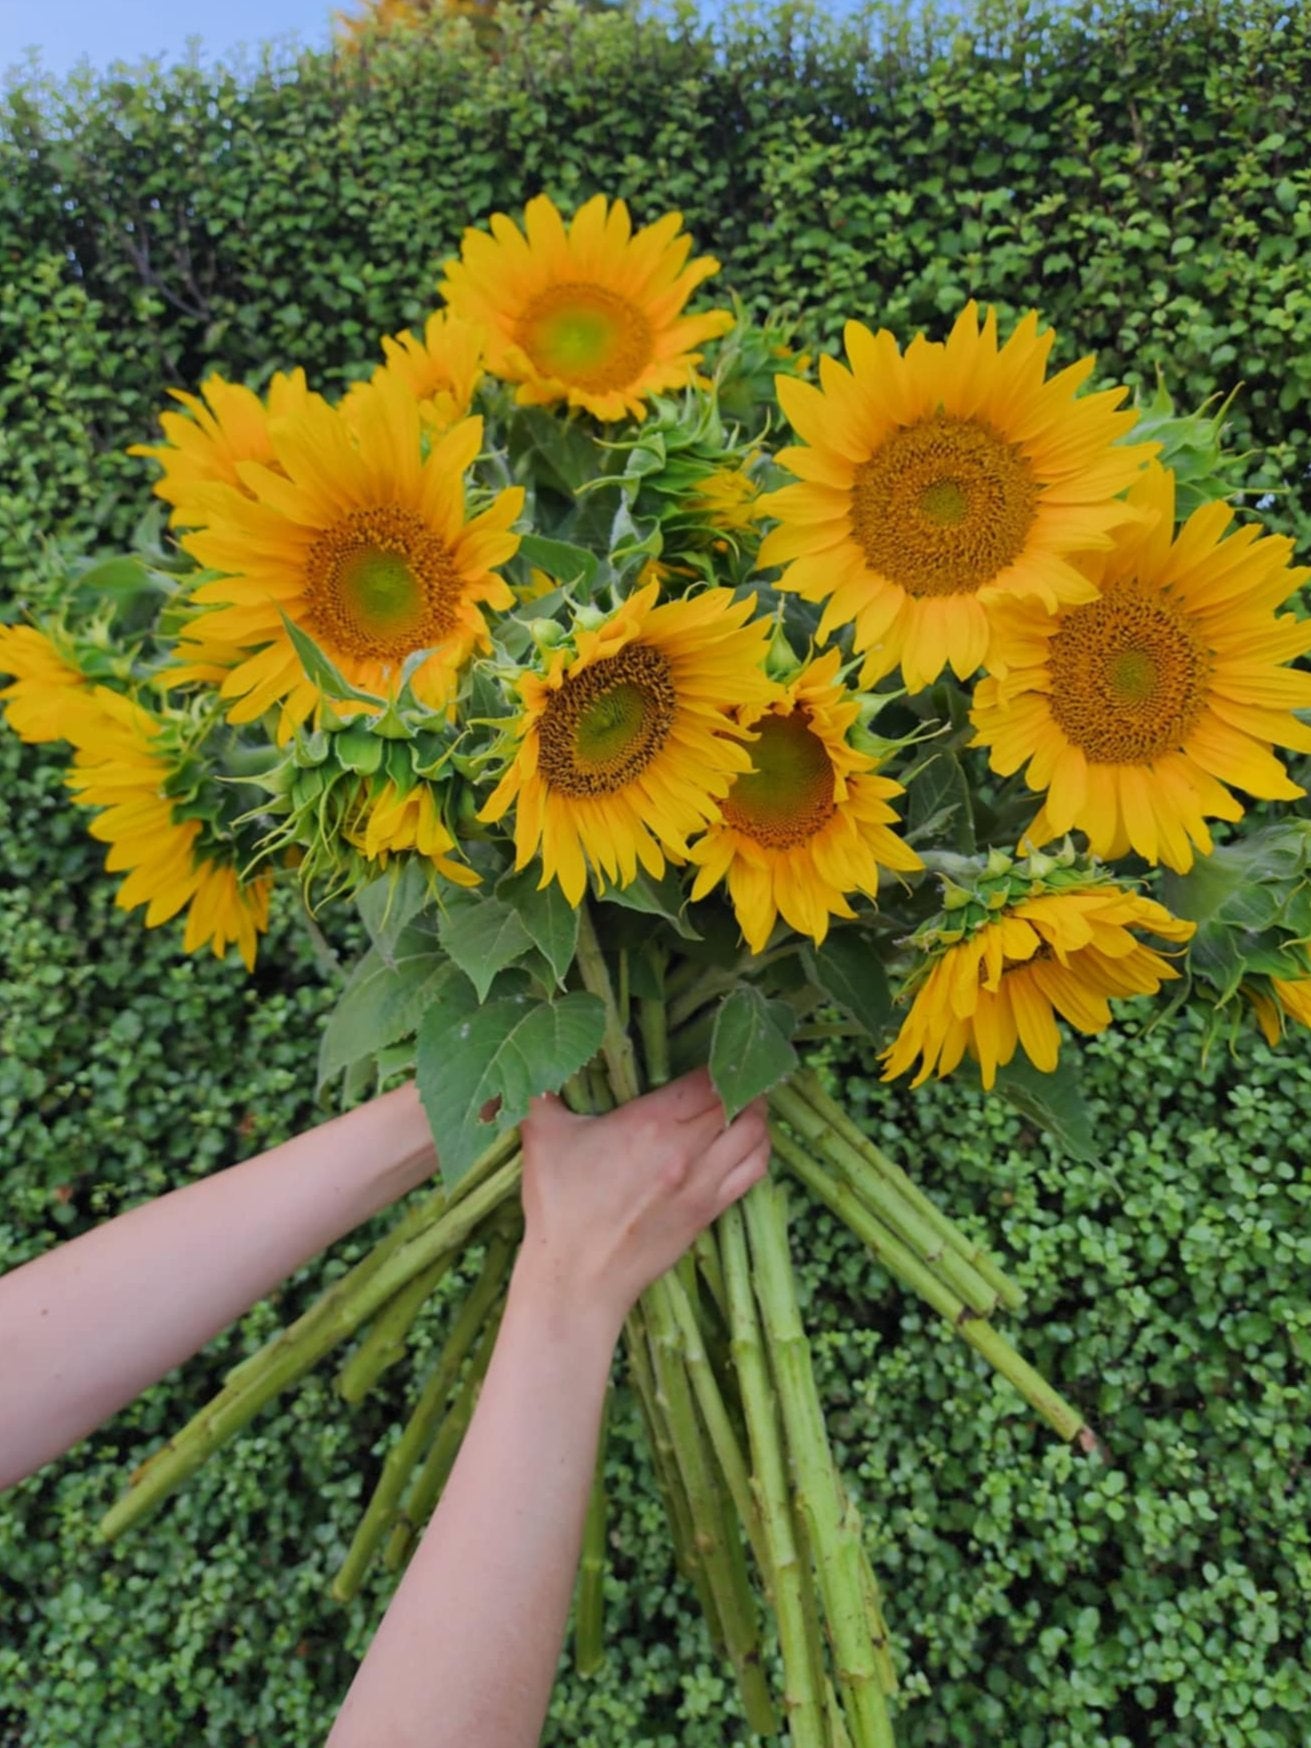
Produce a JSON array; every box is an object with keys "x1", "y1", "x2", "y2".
[
  {"x1": 481, "y1": 583, "x2": 776, "y2": 903},
  {"x1": 758, "y1": 303, "x2": 1152, "y2": 690},
  {"x1": 688, "y1": 648, "x2": 921, "y2": 951},
  {"x1": 348, "y1": 778, "x2": 480, "y2": 886},
  {"x1": 972, "y1": 462, "x2": 1311, "y2": 871},
  {"x1": 882, "y1": 883, "x2": 1194, "y2": 1089},
  {"x1": 0, "y1": 624, "x2": 99, "y2": 744},
  {"x1": 63, "y1": 687, "x2": 271, "y2": 970},
  {"x1": 176, "y1": 373, "x2": 523, "y2": 741},
  {"x1": 438, "y1": 192, "x2": 733, "y2": 422},
  {"x1": 1246, "y1": 975, "x2": 1311, "y2": 1045},
  {"x1": 688, "y1": 462, "x2": 763, "y2": 534},
  {"x1": 344, "y1": 309, "x2": 484, "y2": 433},
  {"x1": 129, "y1": 369, "x2": 310, "y2": 530}
]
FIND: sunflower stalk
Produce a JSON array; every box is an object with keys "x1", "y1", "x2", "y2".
[
  {"x1": 383, "y1": 1295, "x2": 505, "y2": 1572},
  {"x1": 575, "y1": 1385, "x2": 611, "y2": 1678},
  {"x1": 743, "y1": 1177, "x2": 895, "y2": 1748},
  {"x1": 98, "y1": 1152, "x2": 522, "y2": 1542},
  {"x1": 332, "y1": 1230, "x2": 515, "y2": 1601},
  {"x1": 791, "y1": 1070, "x2": 1025, "y2": 1311},
  {"x1": 336, "y1": 1253, "x2": 450, "y2": 1406},
  {"x1": 772, "y1": 1129, "x2": 1088, "y2": 1444},
  {"x1": 719, "y1": 1202, "x2": 827, "y2": 1748}
]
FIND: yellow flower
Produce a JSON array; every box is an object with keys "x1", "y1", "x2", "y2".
[
  {"x1": 63, "y1": 687, "x2": 271, "y2": 970},
  {"x1": 335, "y1": 0, "x2": 424, "y2": 43},
  {"x1": 1246, "y1": 976, "x2": 1311, "y2": 1045},
  {"x1": 882, "y1": 884, "x2": 1194, "y2": 1089},
  {"x1": 176, "y1": 373, "x2": 523, "y2": 742},
  {"x1": 348, "y1": 779, "x2": 480, "y2": 887},
  {"x1": 0, "y1": 624, "x2": 100, "y2": 744},
  {"x1": 344, "y1": 309, "x2": 484, "y2": 433},
  {"x1": 688, "y1": 648, "x2": 921, "y2": 951},
  {"x1": 758, "y1": 303, "x2": 1152, "y2": 690},
  {"x1": 129, "y1": 370, "x2": 310, "y2": 530},
  {"x1": 439, "y1": 192, "x2": 733, "y2": 422},
  {"x1": 972, "y1": 462, "x2": 1311, "y2": 871},
  {"x1": 687, "y1": 462, "x2": 762, "y2": 533},
  {"x1": 481, "y1": 583, "x2": 776, "y2": 904}
]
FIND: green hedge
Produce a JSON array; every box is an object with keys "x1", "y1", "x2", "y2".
[
  {"x1": 2, "y1": 1, "x2": 1310, "y2": 1742},
  {"x1": 2, "y1": 0, "x2": 1310, "y2": 597}
]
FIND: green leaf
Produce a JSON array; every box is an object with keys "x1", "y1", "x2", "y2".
[
  {"x1": 518, "y1": 533, "x2": 599, "y2": 592},
  {"x1": 906, "y1": 750, "x2": 975, "y2": 853},
  {"x1": 356, "y1": 862, "x2": 431, "y2": 968},
  {"x1": 437, "y1": 891, "x2": 535, "y2": 1001},
  {"x1": 318, "y1": 920, "x2": 454, "y2": 1090},
  {"x1": 497, "y1": 865, "x2": 579, "y2": 988},
  {"x1": 993, "y1": 1055, "x2": 1098, "y2": 1163},
  {"x1": 416, "y1": 991, "x2": 607, "y2": 1184},
  {"x1": 709, "y1": 985, "x2": 798, "y2": 1122},
  {"x1": 76, "y1": 555, "x2": 173, "y2": 600},
  {"x1": 597, "y1": 869, "x2": 700, "y2": 939},
  {"x1": 802, "y1": 931, "x2": 892, "y2": 1039},
  {"x1": 279, "y1": 611, "x2": 385, "y2": 708}
]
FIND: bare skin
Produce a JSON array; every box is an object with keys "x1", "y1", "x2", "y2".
[
  {"x1": 0, "y1": 1081, "x2": 436, "y2": 1490},
  {"x1": 327, "y1": 1072, "x2": 770, "y2": 1748}
]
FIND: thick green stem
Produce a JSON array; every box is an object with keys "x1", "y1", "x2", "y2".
[
  {"x1": 771, "y1": 1083, "x2": 1000, "y2": 1316},
  {"x1": 639, "y1": 996, "x2": 672, "y2": 1088},
  {"x1": 332, "y1": 1232, "x2": 515, "y2": 1602},
  {"x1": 99, "y1": 1154, "x2": 522, "y2": 1542},
  {"x1": 575, "y1": 1386, "x2": 611, "y2": 1678},
  {"x1": 336, "y1": 1254, "x2": 448, "y2": 1406},
  {"x1": 576, "y1": 902, "x2": 640, "y2": 1102},
  {"x1": 744, "y1": 1178, "x2": 895, "y2": 1748},
  {"x1": 720, "y1": 1204, "x2": 827, "y2": 1748},
  {"x1": 791, "y1": 1070, "x2": 1024, "y2": 1312},
  {"x1": 774, "y1": 1130, "x2": 1088, "y2": 1445},
  {"x1": 384, "y1": 1296, "x2": 505, "y2": 1571}
]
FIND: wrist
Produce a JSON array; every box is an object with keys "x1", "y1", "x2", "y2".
[{"x1": 506, "y1": 1242, "x2": 627, "y2": 1359}]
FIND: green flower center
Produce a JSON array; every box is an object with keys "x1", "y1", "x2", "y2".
[
  {"x1": 721, "y1": 710, "x2": 836, "y2": 849},
  {"x1": 304, "y1": 506, "x2": 465, "y2": 661},
  {"x1": 518, "y1": 283, "x2": 654, "y2": 394},
  {"x1": 537, "y1": 643, "x2": 676, "y2": 796}
]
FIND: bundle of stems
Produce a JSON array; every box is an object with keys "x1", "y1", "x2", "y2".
[{"x1": 98, "y1": 921, "x2": 1097, "y2": 1744}]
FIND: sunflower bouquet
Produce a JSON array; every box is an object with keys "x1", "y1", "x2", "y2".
[{"x1": 4, "y1": 190, "x2": 1310, "y2": 1745}]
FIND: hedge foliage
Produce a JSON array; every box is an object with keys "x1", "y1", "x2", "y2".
[{"x1": 2, "y1": 0, "x2": 1310, "y2": 1742}]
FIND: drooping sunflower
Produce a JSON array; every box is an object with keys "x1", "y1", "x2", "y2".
[
  {"x1": 688, "y1": 648, "x2": 921, "y2": 951},
  {"x1": 439, "y1": 193, "x2": 734, "y2": 422},
  {"x1": 882, "y1": 882, "x2": 1194, "y2": 1089},
  {"x1": 1246, "y1": 974, "x2": 1311, "y2": 1045},
  {"x1": 481, "y1": 583, "x2": 777, "y2": 904},
  {"x1": 972, "y1": 462, "x2": 1311, "y2": 871},
  {"x1": 0, "y1": 624, "x2": 99, "y2": 744},
  {"x1": 129, "y1": 369, "x2": 310, "y2": 530},
  {"x1": 688, "y1": 462, "x2": 763, "y2": 535},
  {"x1": 63, "y1": 687, "x2": 271, "y2": 970},
  {"x1": 758, "y1": 303, "x2": 1153, "y2": 690},
  {"x1": 348, "y1": 778, "x2": 480, "y2": 887},
  {"x1": 175, "y1": 374, "x2": 523, "y2": 741},
  {"x1": 344, "y1": 310, "x2": 484, "y2": 434}
]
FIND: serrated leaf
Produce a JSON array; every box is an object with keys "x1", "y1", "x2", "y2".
[
  {"x1": 993, "y1": 1055, "x2": 1097, "y2": 1163},
  {"x1": 802, "y1": 931, "x2": 892, "y2": 1039},
  {"x1": 417, "y1": 991, "x2": 607, "y2": 1184},
  {"x1": 597, "y1": 869, "x2": 701, "y2": 939},
  {"x1": 709, "y1": 985, "x2": 798, "y2": 1122},
  {"x1": 906, "y1": 750, "x2": 975, "y2": 853},
  {"x1": 518, "y1": 533, "x2": 598, "y2": 591},
  {"x1": 356, "y1": 862, "x2": 431, "y2": 968},
  {"x1": 318, "y1": 920, "x2": 454, "y2": 1089},
  {"x1": 497, "y1": 865, "x2": 579, "y2": 987},
  {"x1": 437, "y1": 891, "x2": 535, "y2": 1001},
  {"x1": 280, "y1": 610, "x2": 385, "y2": 707}
]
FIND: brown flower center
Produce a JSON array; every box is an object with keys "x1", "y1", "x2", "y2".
[
  {"x1": 303, "y1": 506, "x2": 465, "y2": 661},
  {"x1": 537, "y1": 643, "x2": 676, "y2": 796},
  {"x1": 517, "y1": 283, "x2": 654, "y2": 394},
  {"x1": 1047, "y1": 585, "x2": 1210, "y2": 762},
  {"x1": 849, "y1": 411, "x2": 1039, "y2": 598},
  {"x1": 721, "y1": 710, "x2": 836, "y2": 849}
]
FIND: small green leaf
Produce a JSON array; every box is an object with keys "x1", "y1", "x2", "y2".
[
  {"x1": 318, "y1": 921, "x2": 454, "y2": 1089},
  {"x1": 279, "y1": 611, "x2": 385, "y2": 707},
  {"x1": 598, "y1": 869, "x2": 700, "y2": 939},
  {"x1": 906, "y1": 750, "x2": 975, "y2": 853},
  {"x1": 518, "y1": 533, "x2": 598, "y2": 592},
  {"x1": 802, "y1": 931, "x2": 893, "y2": 1039},
  {"x1": 497, "y1": 865, "x2": 579, "y2": 987},
  {"x1": 416, "y1": 991, "x2": 607, "y2": 1184},
  {"x1": 709, "y1": 985, "x2": 798, "y2": 1122},
  {"x1": 437, "y1": 891, "x2": 535, "y2": 1001},
  {"x1": 993, "y1": 1055, "x2": 1098, "y2": 1163}
]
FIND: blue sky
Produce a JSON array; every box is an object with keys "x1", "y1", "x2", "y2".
[{"x1": 1, "y1": 0, "x2": 336, "y2": 78}]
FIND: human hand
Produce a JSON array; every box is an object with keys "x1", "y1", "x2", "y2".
[{"x1": 514, "y1": 1069, "x2": 770, "y2": 1339}]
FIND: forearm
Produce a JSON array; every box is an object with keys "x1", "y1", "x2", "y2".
[
  {"x1": 0, "y1": 1083, "x2": 434, "y2": 1489},
  {"x1": 328, "y1": 1254, "x2": 619, "y2": 1748}
]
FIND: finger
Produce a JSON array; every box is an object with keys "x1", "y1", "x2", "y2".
[
  {"x1": 640, "y1": 1066, "x2": 723, "y2": 1125},
  {"x1": 710, "y1": 1139, "x2": 770, "y2": 1218},
  {"x1": 693, "y1": 1100, "x2": 770, "y2": 1187}
]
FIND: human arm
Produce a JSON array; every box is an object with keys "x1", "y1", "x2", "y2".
[
  {"x1": 326, "y1": 1070, "x2": 770, "y2": 1748},
  {"x1": 0, "y1": 1081, "x2": 436, "y2": 1490}
]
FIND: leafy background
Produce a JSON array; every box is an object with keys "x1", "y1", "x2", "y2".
[{"x1": 2, "y1": 0, "x2": 1310, "y2": 1741}]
